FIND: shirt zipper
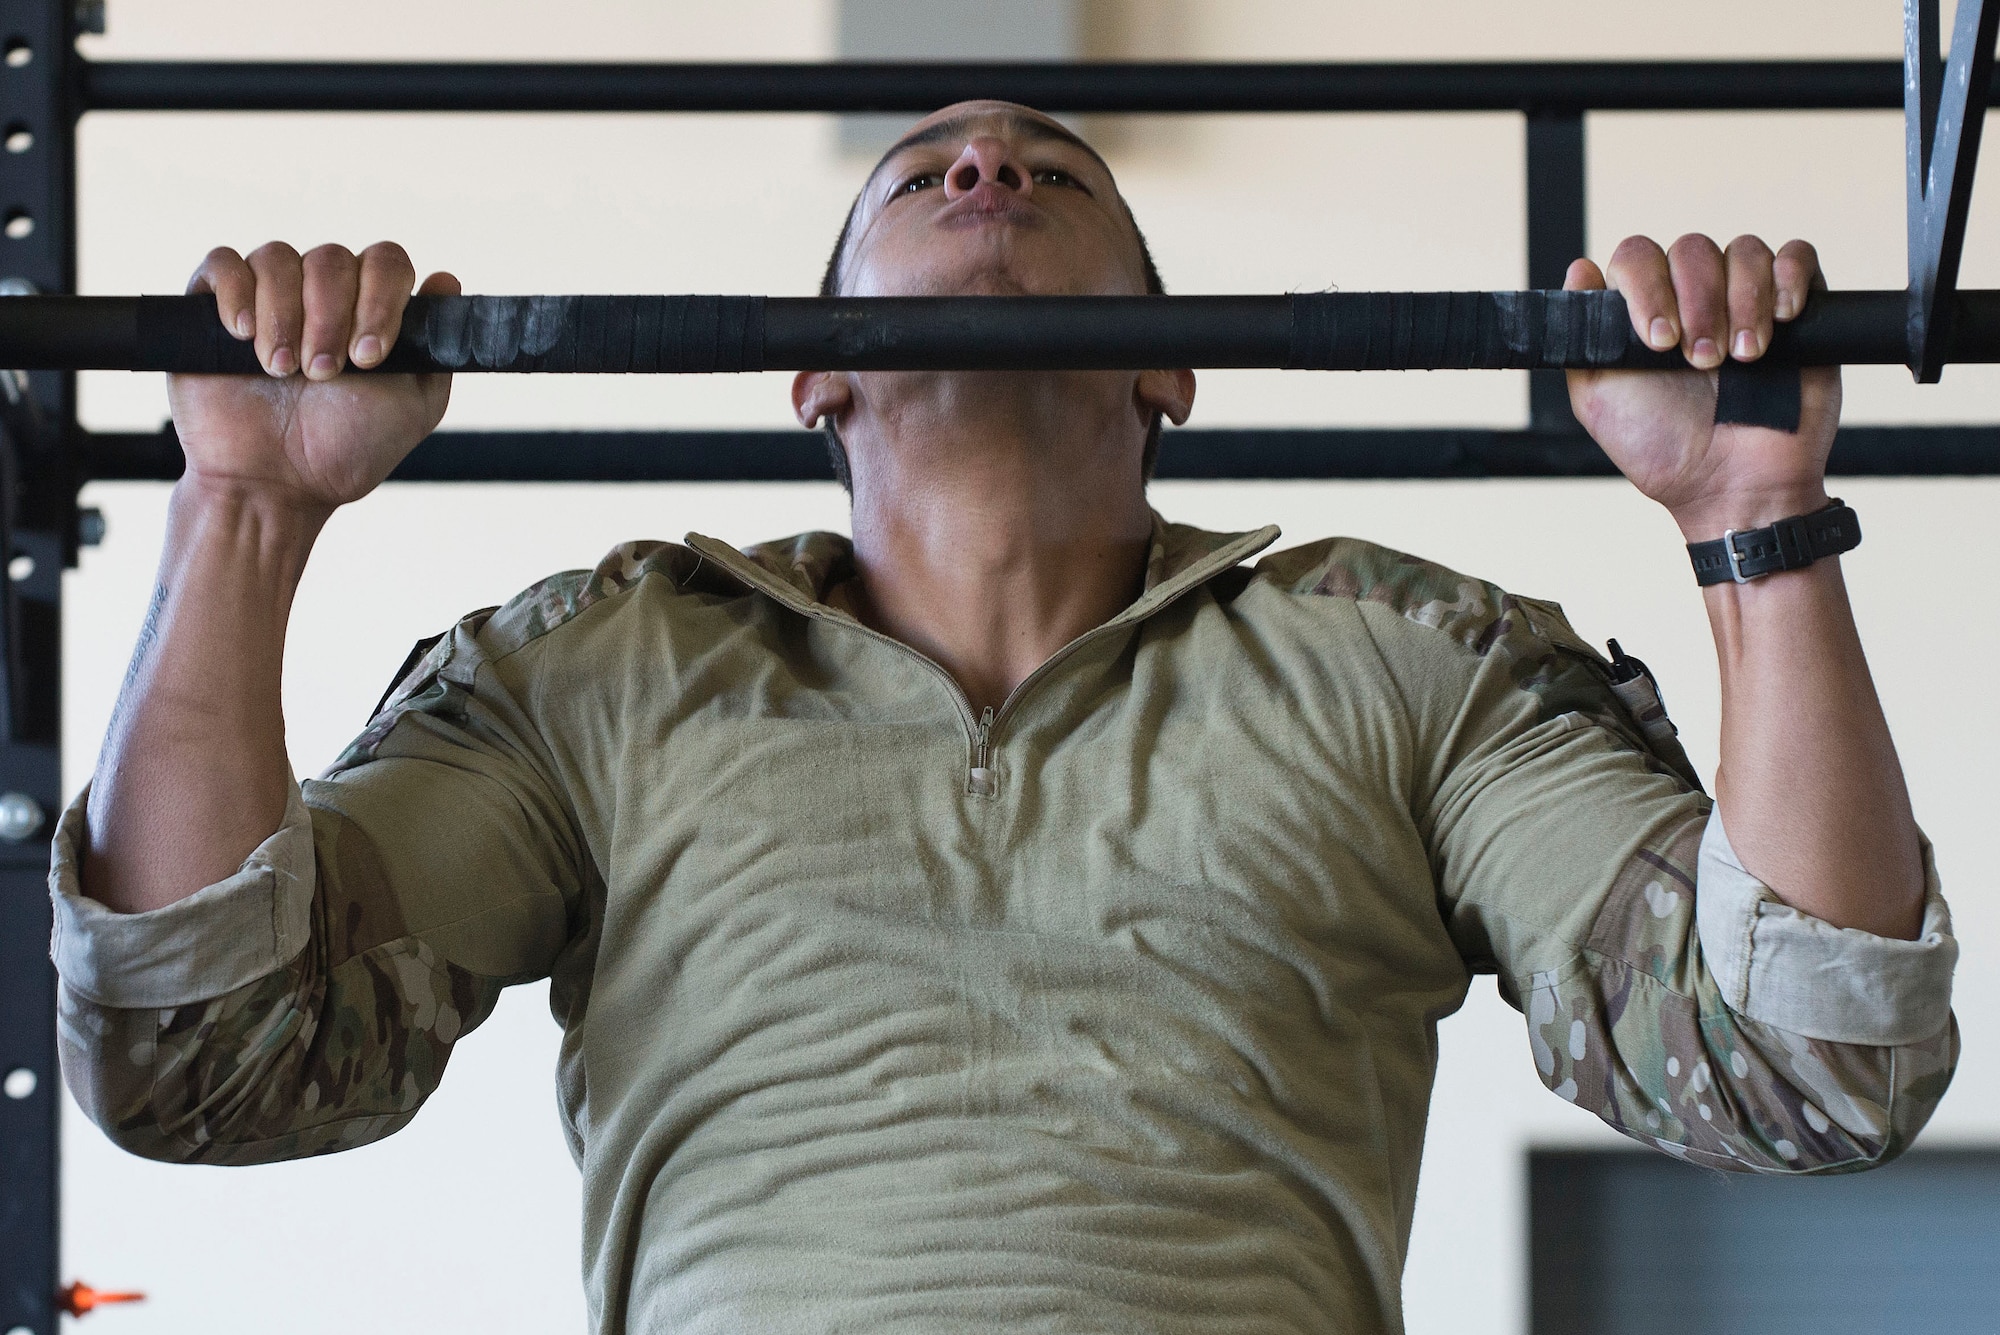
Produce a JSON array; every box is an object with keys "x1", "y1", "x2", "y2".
[
  {"x1": 690, "y1": 531, "x2": 1277, "y2": 798},
  {"x1": 809, "y1": 596, "x2": 1223, "y2": 798},
  {"x1": 969, "y1": 707, "x2": 997, "y2": 798},
  {"x1": 799, "y1": 607, "x2": 1146, "y2": 798}
]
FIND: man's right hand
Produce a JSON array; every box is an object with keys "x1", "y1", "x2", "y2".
[{"x1": 168, "y1": 242, "x2": 459, "y2": 514}]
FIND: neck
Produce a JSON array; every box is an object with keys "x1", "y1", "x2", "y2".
[{"x1": 837, "y1": 372, "x2": 1154, "y2": 713}]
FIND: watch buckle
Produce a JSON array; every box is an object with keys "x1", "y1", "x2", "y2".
[{"x1": 1722, "y1": 529, "x2": 1751, "y2": 584}]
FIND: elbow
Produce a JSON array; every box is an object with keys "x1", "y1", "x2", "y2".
[{"x1": 1700, "y1": 1008, "x2": 1959, "y2": 1177}]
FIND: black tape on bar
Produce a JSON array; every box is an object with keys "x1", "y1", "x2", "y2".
[
  {"x1": 1283, "y1": 290, "x2": 1659, "y2": 370},
  {"x1": 136, "y1": 295, "x2": 262, "y2": 374},
  {"x1": 132, "y1": 294, "x2": 771, "y2": 374},
  {"x1": 398, "y1": 295, "x2": 768, "y2": 373},
  {"x1": 32, "y1": 289, "x2": 2000, "y2": 373}
]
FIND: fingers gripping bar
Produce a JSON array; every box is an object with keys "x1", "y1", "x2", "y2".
[
  {"x1": 140, "y1": 294, "x2": 769, "y2": 374},
  {"x1": 0, "y1": 288, "x2": 1973, "y2": 373}
]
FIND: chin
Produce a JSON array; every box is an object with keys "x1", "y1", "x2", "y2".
[
  {"x1": 953, "y1": 271, "x2": 1036, "y2": 297},
  {"x1": 874, "y1": 265, "x2": 1118, "y2": 299},
  {"x1": 852, "y1": 258, "x2": 1028, "y2": 297}
]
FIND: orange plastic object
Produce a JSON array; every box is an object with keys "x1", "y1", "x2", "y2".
[{"x1": 59, "y1": 1282, "x2": 146, "y2": 1317}]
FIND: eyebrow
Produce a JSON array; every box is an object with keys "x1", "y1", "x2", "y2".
[{"x1": 870, "y1": 113, "x2": 1112, "y2": 188}]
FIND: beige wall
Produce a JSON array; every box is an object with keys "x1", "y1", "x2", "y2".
[{"x1": 62, "y1": 4, "x2": 1998, "y2": 1332}]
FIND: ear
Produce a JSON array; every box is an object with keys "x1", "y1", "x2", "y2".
[
  {"x1": 1135, "y1": 368, "x2": 1196, "y2": 427},
  {"x1": 792, "y1": 370, "x2": 852, "y2": 429}
]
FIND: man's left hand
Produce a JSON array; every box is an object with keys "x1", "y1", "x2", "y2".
[{"x1": 1565, "y1": 234, "x2": 1841, "y2": 537}]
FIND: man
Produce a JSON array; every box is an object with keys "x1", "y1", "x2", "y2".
[{"x1": 56, "y1": 102, "x2": 1956, "y2": 1333}]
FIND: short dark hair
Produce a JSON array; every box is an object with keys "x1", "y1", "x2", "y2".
[{"x1": 814, "y1": 161, "x2": 1170, "y2": 493}]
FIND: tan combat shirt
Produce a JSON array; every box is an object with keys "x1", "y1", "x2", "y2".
[{"x1": 51, "y1": 518, "x2": 1960, "y2": 1334}]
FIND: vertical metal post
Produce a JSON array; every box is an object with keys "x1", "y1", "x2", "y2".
[
  {"x1": 0, "y1": 0, "x2": 75, "y2": 1331},
  {"x1": 1905, "y1": 0, "x2": 1999, "y2": 382},
  {"x1": 1526, "y1": 108, "x2": 1586, "y2": 430}
]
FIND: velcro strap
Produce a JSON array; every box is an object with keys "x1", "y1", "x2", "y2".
[{"x1": 1715, "y1": 357, "x2": 1803, "y2": 432}]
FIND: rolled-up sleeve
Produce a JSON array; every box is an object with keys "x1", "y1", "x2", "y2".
[
  {"x1": 50, "y1": 782, "x2": 314, "y2": 1010},
  {"x1": 1694, "y1": 809, "x2": 1956, "y2": 1048},
  {"x1": 1511, "y1": 805, "x2": 1958, "y2": 1175},
  {"x1": 51, "y1": 602, "x2": 584, "y2": 1167},
  {"x1": 1410, "y1": 586, "x2": 1958, "y2": 1175}
]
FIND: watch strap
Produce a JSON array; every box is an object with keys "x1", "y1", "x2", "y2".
[{"x1": 1687, "y1": 500, "x2": 1861, "y2": 586}]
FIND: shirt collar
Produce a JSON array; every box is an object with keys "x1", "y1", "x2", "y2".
[{"x1": 682, "y1": 512, "x2": 1281, "y2": 626}]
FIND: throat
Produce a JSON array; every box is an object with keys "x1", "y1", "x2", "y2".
[
  {"x1": 834, "y1": 526, "x2": 1150, "y2": 714},
  {"x1": 830, "y1": 380, "x2": 1160, "y2": 710}
]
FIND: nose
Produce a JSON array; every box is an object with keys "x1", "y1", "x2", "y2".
[{"x1": 942, "y1": 135, "x2": 1030, "y2": 199}]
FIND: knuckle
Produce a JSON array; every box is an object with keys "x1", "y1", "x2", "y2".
[
  {"x1": 303, "y1": 244, "x2": 359, "y2": 277},
  {"x1": 362, "y1": 272, "x2": 414, "y2": 310},
  {"x1": 1609, "y1": 234, "x2": 1664, "y2": 264},
  {"x1": 248, "y1": 239, "x2": 301, "y2": 266},
  {"x1": 1727, "y1": 233, "x2": 1774, "y2": 263},
  {"x1": 1781, "y1": 240, "x2": 1827, "y2": 289},
  {"x1": 1669, "y1": 232, "x2": 1722, "y2": 262},
  {"x1": 1778, "y1": 240, "x2": 1821, "y2": 275},
  {"x1": 1729, "y1": 263, "x2": 1771, "y2": 295},
  {"x1": 1680, "y1": 265, "x2": 1722, "y2": 292},
  {"x1": 361, "y1": 239, "x2": 413, "y2": 268}
]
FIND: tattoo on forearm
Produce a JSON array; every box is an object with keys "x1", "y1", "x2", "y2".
[{"x1": 106, "y1": 581, "x2": 168, "y2": 730}]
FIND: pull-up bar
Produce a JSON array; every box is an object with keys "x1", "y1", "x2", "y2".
[
  {"x1": 0, "y1": 289, "x2": 1987, "y2": 375},
  {"x1": 74, "y1": 58, "x2": 1957, "y2": 115}
]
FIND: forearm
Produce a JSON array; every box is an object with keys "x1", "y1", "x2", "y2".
[
  {"x1": 81, "y1": 476, "x2": 328, "y2": 914},
  {"x1": 1682, "y1": 492, "x2": 1924, "y2": 939}
]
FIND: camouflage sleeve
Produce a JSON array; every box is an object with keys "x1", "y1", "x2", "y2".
[
  {"x1": 1520, "y1": 806, "x2": 1958, "y2": 1174},
  {"x1": 1411, "y1": 591, "x2": 1959, "y2": 1175},
  {"x1": 50, "y1": 608, "x2": 583, "y2": 1166}
]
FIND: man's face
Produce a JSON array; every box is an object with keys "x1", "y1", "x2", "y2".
[{"x1": 836, "y1": 101, "x2": 1150, "y2": 299}]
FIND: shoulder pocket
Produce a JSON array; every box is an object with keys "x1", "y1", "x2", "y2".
[
  {"x1": 1514, "y1": 596, "x2": 1705, "y2": 794},
  {"x1": 329, "y1": 607, "x2": 499, "y2": 775},
  {"x1": 370, "y1": 632, "x2": 449, "y2": 721}
]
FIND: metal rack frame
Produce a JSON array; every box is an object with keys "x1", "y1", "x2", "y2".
[{"x1": 1, "y1": 3, "x2": 1992, "y2": 1329}]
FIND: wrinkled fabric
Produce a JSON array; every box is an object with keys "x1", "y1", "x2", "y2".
[
  {"x1": 53, "y1": 516, "x2": 1957, "y2": 1335},
  {"x1": 1695, "y1": 810, "x2": 1956, "y2": 1046}
]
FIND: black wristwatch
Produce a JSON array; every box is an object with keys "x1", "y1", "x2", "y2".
[{"x1": 1686, "y1": 499, "x2": 1861, "y2": 586}]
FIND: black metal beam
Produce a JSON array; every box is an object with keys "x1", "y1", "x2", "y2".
[
  {"x1": 76, "y1": 58, "x2": 1962, "y2": 116},
  {"x1": 1525, "y1": 111, "x2": 1586, "y2": 430},
  {"x1": 1905, "y1": 0, "x2": 2000, "y2": 382},
  {"x1": 0, "y1": 0, "x2": 71, "y2": 1330},
  {"x1": 77, "y1": 424, "x2": 2000, "y2": 483}
]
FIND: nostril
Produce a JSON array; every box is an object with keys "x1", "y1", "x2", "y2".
[
  {"x1": 996, "y1": 164, "x2": 1022, "y2": 190},
  {"x1": 950, "y1": 163, "x2": 980, "y2": 191}
]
